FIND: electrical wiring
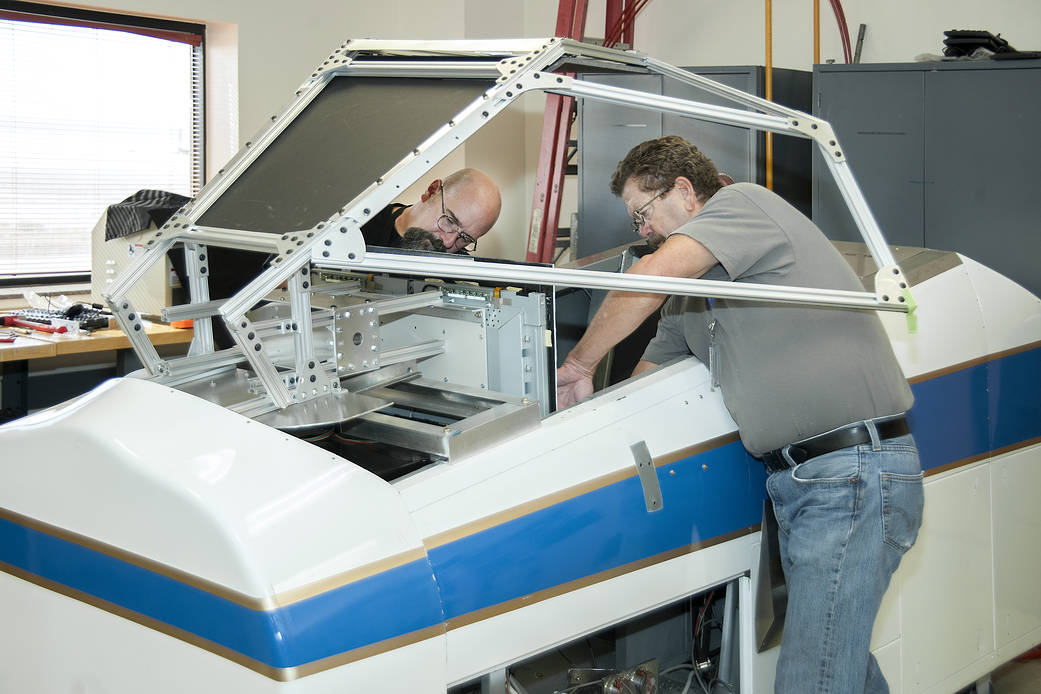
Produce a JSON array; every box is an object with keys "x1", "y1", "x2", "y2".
[
  {"x1": 299, "y1": 428, "x2": 333, "y2": 442},
  {"x1": 660, "y1": 663, "x2": 697, "y2": 694},
  {"x1": 606, "y1": 0, "x2": 645, "y2": 47},
  {"x1": 693, "y1": 664, "x2": 710, "y2": 694},
  {"x1": 689, "y1": 591, "x2": 739, "y2": 694},
  {"x1": 690, "y1": 591, "x2": 714, "y2": 694},
  {"x1": 603, "y1": 0, "x2": 653, "y2": 48},
  {"x1": 680, "y1": 669, "x2": 697, "y2": 694},
  {"x1": 828, "y1": 0, "x2": 853, "y2": 63},
  {"x1": 836, "y1": 0, "x2": 853, "y2": 62},
  {"x1": 332, "y1": 433, "x2": 378, "y2": 445},
  {"x1": 693, "y1": 590, "x2": 713, "y2": 644}
]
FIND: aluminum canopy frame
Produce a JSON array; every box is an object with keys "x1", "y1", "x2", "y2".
[{"x1": 102, "y1": 37, "x2": 911, "y2": 414}]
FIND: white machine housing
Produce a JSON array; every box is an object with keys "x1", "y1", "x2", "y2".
[{"x1": 0, "y1": 39, "x2": 1038, "y2": 694}]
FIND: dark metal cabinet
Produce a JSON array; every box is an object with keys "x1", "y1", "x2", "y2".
[
  {"x1": 813, "y1": 61, "x2": 1041, "y2": 297},
  {"x1": 576, "y1": 66, "x2": 812, "y2": 258}
]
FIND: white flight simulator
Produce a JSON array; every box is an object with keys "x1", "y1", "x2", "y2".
[{"x1": 1, "y1": 39, "x2": 1039, "y2": 694}]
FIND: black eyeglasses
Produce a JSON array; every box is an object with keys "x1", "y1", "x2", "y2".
[
  {"x1": 437, "y1": 186, "x2": 478, "y2": 252},
  {"x1": 630, "y1": 188, "x2": 670, "y2": 234}
]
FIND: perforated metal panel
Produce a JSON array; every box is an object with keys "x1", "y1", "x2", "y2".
[{"x1": 197, "y1": 77, "x2": 488, "y2": 234}]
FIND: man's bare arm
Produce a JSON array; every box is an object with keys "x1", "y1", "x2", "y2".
[
  {"x1": 556, "y1": 234, "x2": 717, "y2": 407},
  {"x1": 632, "y1": 359, "x2": 658, "y2": 377}
]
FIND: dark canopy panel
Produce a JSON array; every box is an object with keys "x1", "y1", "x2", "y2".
[{"x1": 197, "y1": 76, "x2": 491, "y2": 233}]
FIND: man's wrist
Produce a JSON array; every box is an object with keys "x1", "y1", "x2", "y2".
[{"x1": 563, "y1": 357, "x2": 595, "y2": 378}]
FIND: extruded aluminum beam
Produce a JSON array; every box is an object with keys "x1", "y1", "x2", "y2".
[
  {"x1": 329, "y1": 252, "x2": 908, "y2": 313},
  {"x1": 98, "y1": 37, "x2": 913, "y2": 415},
  {"x1": 551, "y1": 75, "x2": 900, "y2": 274}
]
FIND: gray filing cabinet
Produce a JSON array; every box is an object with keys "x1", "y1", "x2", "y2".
[
  {"x1": 813, "y1": 61, "x2": 1041, "y2": 298},
  {"x1": 576, "y1": 66, "x2": 811, "y2": 258}
]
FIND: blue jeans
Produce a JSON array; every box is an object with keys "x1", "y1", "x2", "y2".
[{"x1": 765, "y1": 432, "x2": 924, "y2": 694}]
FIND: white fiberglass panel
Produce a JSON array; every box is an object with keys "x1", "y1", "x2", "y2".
[
  {"x1": 898, "y1": 465, "x2": 995, "y2": 694},
  {"x1": 0, "y1": 378, "x2": 424, "y2": 597},
  {"x1": 991, "y1": 443, "x2": 1041, "y2": 653}
]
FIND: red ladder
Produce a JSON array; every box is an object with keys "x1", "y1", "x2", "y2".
[{"x1": 525, "y1": 0, "x2": 641, "y2": 263}]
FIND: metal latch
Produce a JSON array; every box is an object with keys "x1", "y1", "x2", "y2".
[{"x1": 631, "y1": 440, "x2": 663, "y2": 513}]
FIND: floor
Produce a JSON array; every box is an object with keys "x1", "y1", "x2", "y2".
[{"x1": 991, "y1": 652, "x2": 1041, "y2": 693}]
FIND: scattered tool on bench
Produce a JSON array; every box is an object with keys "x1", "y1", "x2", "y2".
[{"x1": 0, "y1": 316, "x2": 68, "y2": 334}]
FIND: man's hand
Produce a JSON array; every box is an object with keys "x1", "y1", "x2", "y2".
[{"x1": 556, "y1": 359, "x2": 595, "y2": 409}]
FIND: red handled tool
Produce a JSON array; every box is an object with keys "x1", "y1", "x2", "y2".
[{"x1": 0, "y1": 316, "x2": 67, "y2": 334}]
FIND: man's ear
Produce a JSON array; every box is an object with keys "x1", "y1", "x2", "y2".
[
  {"x1": 419, "y1": 178, "x2": 443, "y2": 203},
  {"x1": 673, "y1": 176, "x2": 700, "y2": 214}
]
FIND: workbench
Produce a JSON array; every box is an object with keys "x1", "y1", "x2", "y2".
[{"x1": 0, "y1": 322, "x2": 193, "y2": 422}]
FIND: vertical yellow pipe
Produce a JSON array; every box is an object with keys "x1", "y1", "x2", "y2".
[
  {"x1": 765, "y1": 0, "x2": 773, "y2": 190},
  {"x1": 814, "y1": 0, "x2": 821, "y2": 64}
]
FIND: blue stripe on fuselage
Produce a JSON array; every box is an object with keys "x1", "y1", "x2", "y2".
[
  {"x1": 0, "y1": 514, "x2": 443, "y2": 668},
  {"x1": 428, "y1": 439, "x2": 765, "y2": 621}
]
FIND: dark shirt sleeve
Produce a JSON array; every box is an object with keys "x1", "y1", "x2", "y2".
[{"x1": 361, "y1": 204, "x2": 407, "y2": 248}]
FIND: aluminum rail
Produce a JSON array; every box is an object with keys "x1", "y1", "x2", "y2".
[
  {"x1": 179, "y1": 227, "x2": 286, "y2": 253},
  {"x1": 162, "y1": 298, "x2": 224, "y2": 322},
  {"x1": 311, "y1": 280, "x2": 361, "y2": 296},
  {"x1": 160, "y1": 348, "x2": 245, "y2": 379},
  {"x1": 823, "y1": 158, "x2": 897, "y2": 276},
  {"x1": 378, "y1": 340, "x2": 446, "y2": 367},
  {"x1": 186, "y1": 76, "x2": 329, "y2": 218},
  {"x1": 182, "y1": 242, "x2": 215, "y2": 355},
  {"x1": 558, "y1": 79, "x2": 795, "y2": 140},
  {"x1": 342, "y1": 38, "x2": 553, "y2": 56},
  {"x1": 334, "y1": 252, "x2": 910, "y2": 313},
  {"x1": 645, "y1": 58, "x2": 811, "y2": 123},
  {"x1": 362, "y1": 290, "x2": 444, "y2": 316},
  {"x1": 341, "y1": 61, "x2": 502, "y2": 79},
  {"x1": 550, "y1": 76, "x2": 901, "y2": 276},
  {"x1": 103, "y1": 236, "x2": 176, "y2": 299}
]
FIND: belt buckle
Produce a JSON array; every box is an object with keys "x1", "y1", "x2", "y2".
[{"x1": 786, "y1": 444, "x2": 810, "y2": 465}]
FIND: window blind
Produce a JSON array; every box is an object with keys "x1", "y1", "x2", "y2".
[{"x1": 0, "y1": 8, "x2": 204, "y2": 278}]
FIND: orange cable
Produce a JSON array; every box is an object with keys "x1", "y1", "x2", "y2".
[{"x1": 765, "y1": 0, "x2": 773, "y2": 190}]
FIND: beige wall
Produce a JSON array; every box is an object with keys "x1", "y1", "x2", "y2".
[
  {"x1": 634, "y1": 0, "x2": 1041, "y2": 69},
  {"x1": 30, "y1": 1, "x2": 1041, "y2": 261},
  {"x1": 53, "y1": 0, "x2": 470, "y2": 174}
]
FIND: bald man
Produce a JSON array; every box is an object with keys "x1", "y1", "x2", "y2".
[{"x1": 362, "y1": 168, "x2": 501, "y2": 254}]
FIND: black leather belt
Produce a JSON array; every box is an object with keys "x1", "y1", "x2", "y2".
[{"x1": 759, "y1": 416, "x2": 909, "y2": 473}]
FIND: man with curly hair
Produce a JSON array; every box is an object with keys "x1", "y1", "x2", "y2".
[{"x1": 557, "y1": 135, "x2": 923, "y2": 694}]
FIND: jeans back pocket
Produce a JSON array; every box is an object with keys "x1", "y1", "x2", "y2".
[{"x1": 880, "y1": 471, "x2": 924, "y2": 553}]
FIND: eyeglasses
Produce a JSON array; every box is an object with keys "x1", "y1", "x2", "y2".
[
  {"x1": 437, "y1": 186, "x2": 478, "y2": 252},
  {"x1": 630, "y1": 188, "x2": 670, "y2": 234}
]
